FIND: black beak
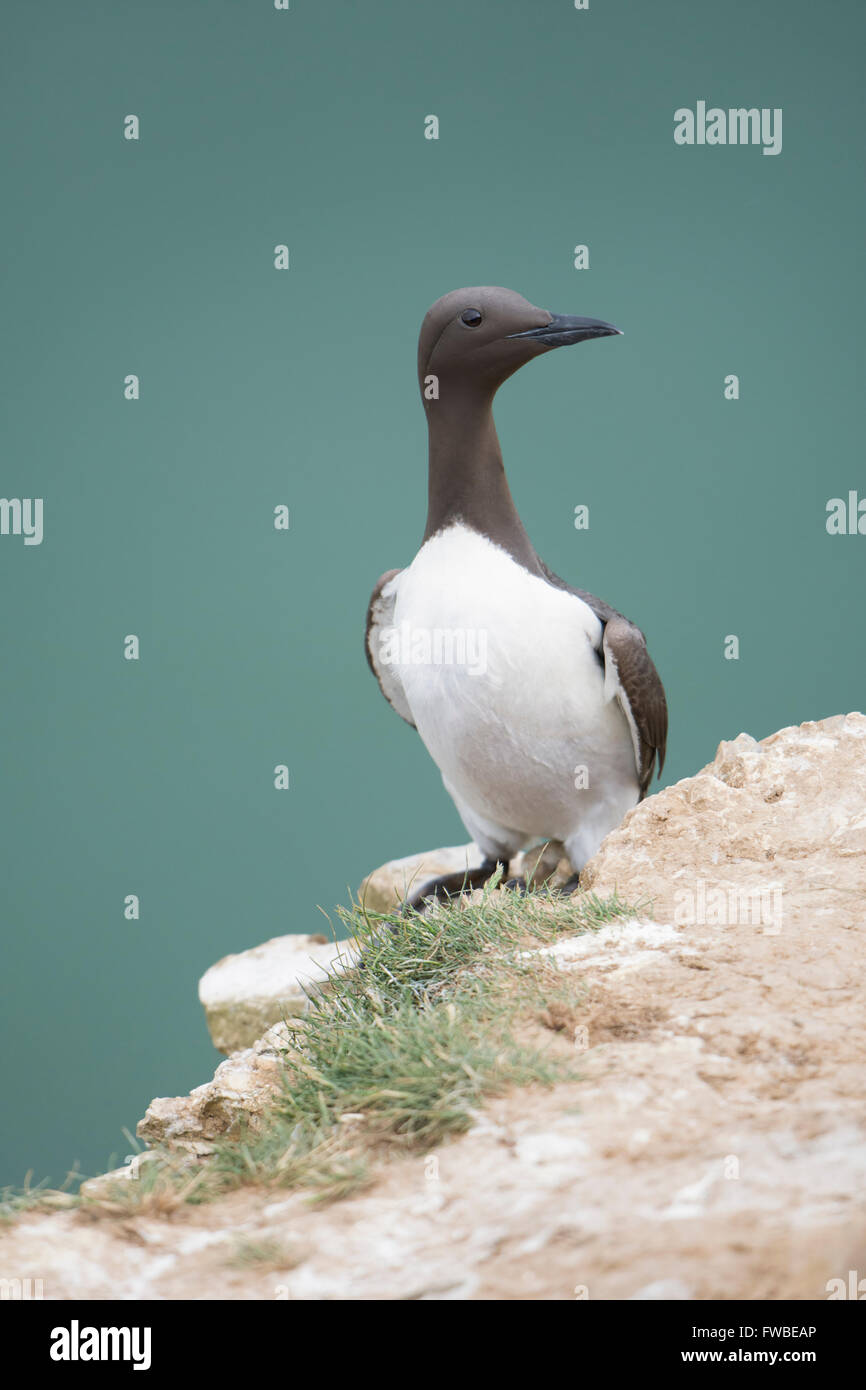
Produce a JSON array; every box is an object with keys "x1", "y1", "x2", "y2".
[{"x1": 507, "y1": 313, "x2": 622, "y2": 347}]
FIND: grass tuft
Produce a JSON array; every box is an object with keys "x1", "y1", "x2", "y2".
[
  {"x1": 0, "y1": 1169, "x2": 81, "y2": 1224},
  {"x1": 77, "y1": 878, "x2": 646, "y2": 1216}
]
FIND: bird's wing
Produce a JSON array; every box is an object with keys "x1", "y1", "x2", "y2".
[
  {"x1": 601, "y1": 615, "x2": 668, "y2": 797},
  {"x1": 539, "y1": 561, "x2": 667, "y2": 798},
  {"x1": 365, "y1": 568, "x2": 416, "y2": 728}
]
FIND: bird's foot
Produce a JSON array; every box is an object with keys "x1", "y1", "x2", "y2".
[
  {"x1": 555, "y1": 873, "x2": 582, "y2": 896},
  {"x1": 503, "y1": 875, "x2": 528, "y2": 895},
  {"x1": 401, "y1": 857, "x2": 505, "y2": 913}
]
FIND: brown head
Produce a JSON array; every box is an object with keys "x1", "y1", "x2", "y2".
[{"x1": 417, "y1": 285, "x2": 621, "y2": 400}]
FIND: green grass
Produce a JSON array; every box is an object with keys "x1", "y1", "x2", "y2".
[
  {"x1": 225, "y1": 1236, "x2": 300, "y2": 1270},
  {"x1": 77, "y1": 876, "x2": 646, "y2": 1215},
  {"x1": 0, "y1": 1170, "x2": 80, "y2": 1224}
]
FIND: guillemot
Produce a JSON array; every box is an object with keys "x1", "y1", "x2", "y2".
[{"x1": 366, "y1": 286, "x2": 667, "y2": 907}]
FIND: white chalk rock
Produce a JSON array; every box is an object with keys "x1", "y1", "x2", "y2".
[{"x1": 199, "y1": 934, "x2": 356, "y2": 1054}]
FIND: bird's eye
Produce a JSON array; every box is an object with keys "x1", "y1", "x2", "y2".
[{"x1": 460, "y1": 308, "x2": 483, "y2": 327}]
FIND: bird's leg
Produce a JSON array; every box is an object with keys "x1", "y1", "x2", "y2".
[
  {"x1": 403, "y1": 857, "x2": 506, "y2": 912},
  {"x1": 556, "y1": 873, "x2": 582, "y2": 896}
]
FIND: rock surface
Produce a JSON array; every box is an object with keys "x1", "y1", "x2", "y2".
[
  {"x1": 137, "y1": 1023, "x2": 293, "y2": 1153},
  {"x1": 581, "y1": 712, "x2": 866, "y2": 936},
  {"x1": 2, "y1": 715, "x2": 865, "y2": 1300},
  {"x1": 199, "y1": 934, "x2": 357, "y2": 1054}
]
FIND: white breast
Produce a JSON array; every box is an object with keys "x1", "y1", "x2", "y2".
[{"x1": 392, "y1": 524, "x2": 639, "y2": 856}]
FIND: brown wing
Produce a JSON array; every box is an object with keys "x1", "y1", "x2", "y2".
[
  {"x1": 602, "y1": 616, "x2": 668, "y2": 797},
  {"x1": 365, "y1": 568, "x2": 416, "y2": 728},
  {"x1": 539, "y1": 560, "x2": 667, "y2": 797}
]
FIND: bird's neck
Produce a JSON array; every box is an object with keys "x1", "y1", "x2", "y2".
[{"x1": 422, "y1": 384, "x2": 540, "y2": 571}]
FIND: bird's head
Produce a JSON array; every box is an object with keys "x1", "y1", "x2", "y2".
[{"x1": 417, "y1": 285, "x2": 621, "y2": 399}]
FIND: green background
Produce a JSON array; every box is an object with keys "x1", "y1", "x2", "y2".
[{"x1": 2, "y1": 0, "x2": 864, "y2": 1187}]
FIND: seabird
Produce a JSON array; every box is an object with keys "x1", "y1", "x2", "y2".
[{"x1": 366, "y1": 286, "x2": 667, "y2": 907}]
